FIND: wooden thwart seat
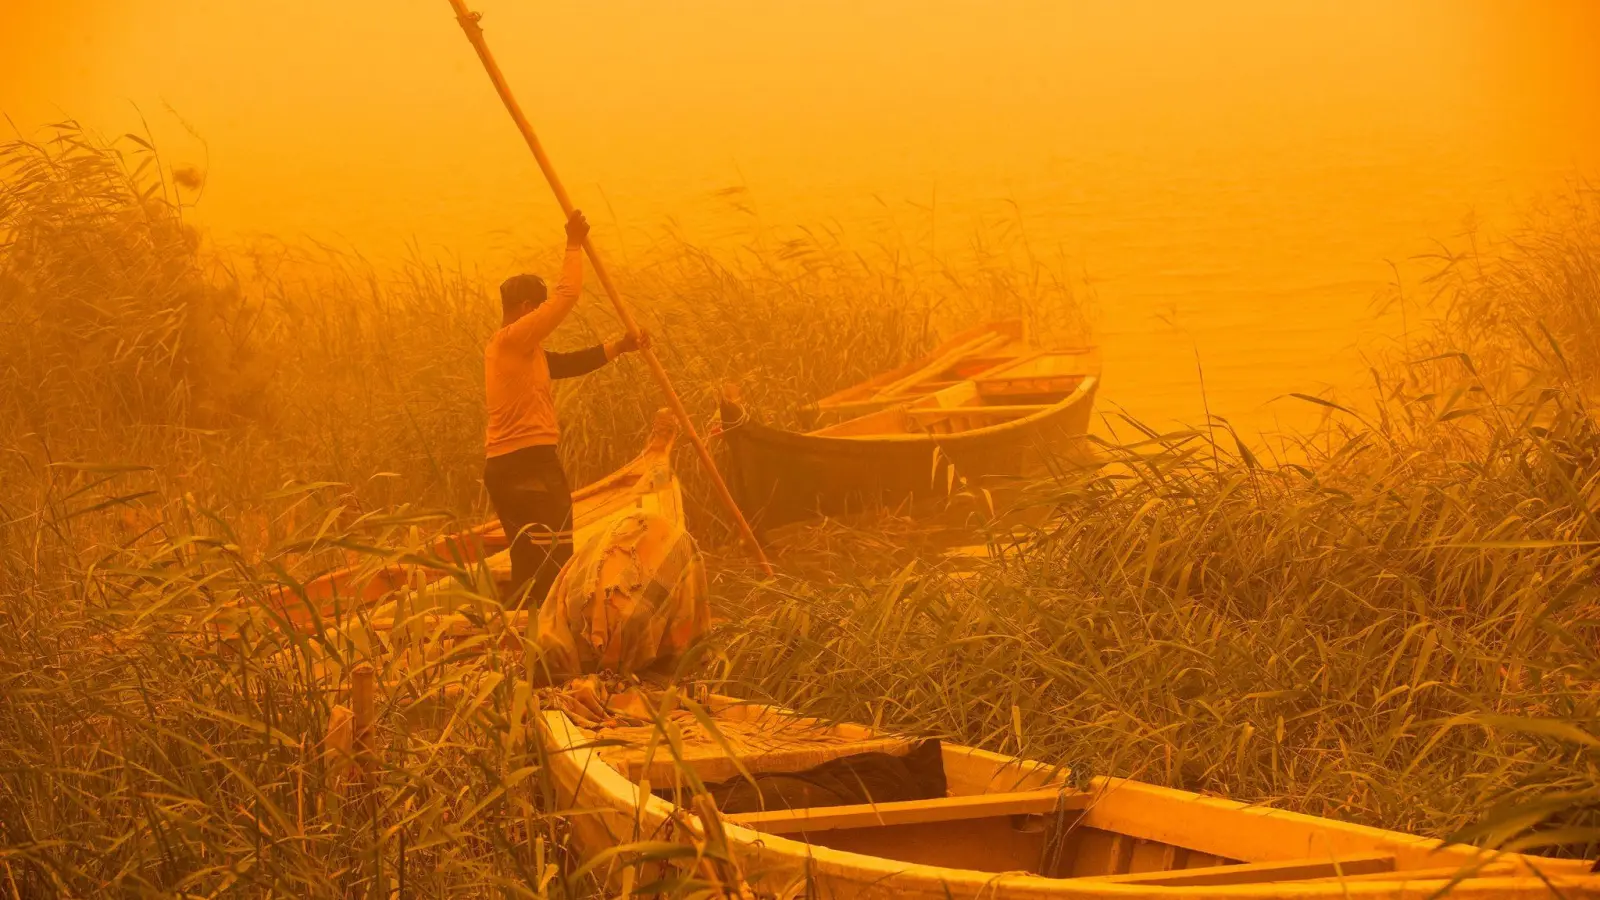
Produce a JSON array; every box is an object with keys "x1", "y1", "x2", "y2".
[{"x1": 729, "y1": 788, "x2": 1089, "y2": 836}]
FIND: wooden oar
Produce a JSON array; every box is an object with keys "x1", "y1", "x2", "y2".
[
  {"x1": 879, "y1": 331, "x2": 1012, "y2": 399},
  {"x1": 444, "y1": 0, "x2": 773, "y2": 576}
]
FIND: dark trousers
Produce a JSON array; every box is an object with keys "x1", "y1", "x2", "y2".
[{"x1": 483, "y1": 445, "x2": 573, "y2": 609}]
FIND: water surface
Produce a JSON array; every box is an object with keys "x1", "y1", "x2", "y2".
[{"x1": 4, "y1": 0, "x2": 1596, "y2": 436}]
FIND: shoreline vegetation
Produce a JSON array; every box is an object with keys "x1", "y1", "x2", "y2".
[{"x1": 2, "y1": 124, "x2": 1598, "y2": 895}]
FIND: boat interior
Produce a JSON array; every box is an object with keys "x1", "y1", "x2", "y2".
[
  {"x1": 811, "y1": 323, "x2": 1033, "y2": 420},
  {"x1": 811, "y1": 349, "x2": 1098, "y2": 438},
  {"x1": 572, "y1": 694, "x2": 1585, "y2": 887}
]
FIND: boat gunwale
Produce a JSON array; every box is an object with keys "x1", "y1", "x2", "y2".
[{"x1": 722, "y1": 376, "x2": 1099, "y2": 452}]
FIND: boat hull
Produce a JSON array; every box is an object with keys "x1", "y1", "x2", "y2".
[{"x1": 720, "y1": 377, "x2": 1098, "y2": 531}]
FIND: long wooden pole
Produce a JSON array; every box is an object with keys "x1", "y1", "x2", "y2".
[{"x1": 446, "y1": 0, "x2": 773, "y2": 575}]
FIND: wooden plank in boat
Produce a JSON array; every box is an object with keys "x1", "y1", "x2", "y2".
[
  {"x1": 973, "y1": 348, "x2": 1096, "y2": 381},
  {"x1": 807, "y1": 813, "x2": 1055, "y2": 876},
  {"x1": 939, "y1": 744, "x2": 1067, "y2": 795},
  {"x1": 877, "y1": 332, "x2": 1016, "y2": 400},
  {"x1": 1077, "y1": 852, "x2": 1395, "y2": 886},
  {"x1": 1078, "y1": 777, "x2": 1482, "y2": 868},
  {"x1": 728, "y1": 788, "x2": 1087, "y2": 835},
  {"x1": 1299, "y1": 862, "x2": 1521, "y2": 883},
  {"x1": 609, "y1": 735, "x2": 920, "y2": 786},
  {"x1": 902, "y1": 403, "x2": 1056, "y2": 420},
  {"x1": 814, "y1": 321, "x2": 1027, "y2": 413},
  {"x1": 1106, "y1": 833, "x2": 1138, "y2": 875}
]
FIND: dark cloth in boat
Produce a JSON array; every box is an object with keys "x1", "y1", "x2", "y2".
[
  {"x1": 686, "y1": 739, "x2": 948, "y2": 814},
  {"x1": 485, "y1": 344, "x2": 608, "y2": 608}
]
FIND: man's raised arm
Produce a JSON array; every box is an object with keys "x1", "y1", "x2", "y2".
[
  {"x1": 503, "y1": 210, "x2": 591, "y2": 350},
  {"x1": 545, "y1": 330, "x2": 652, "y2": 379}
]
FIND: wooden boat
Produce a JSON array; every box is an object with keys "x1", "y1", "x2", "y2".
[
  {"x1": 720, "y1": 321, "x2": 1101, "y2": 531},
  {"x1": 305, "y1": 413, "x2": 697, "y2": 753},
  {"x1": 541, "y1": 687, "x2": 1600, "y2": 899},
  {"x1": 258, "y1": 410, "x2": 684, "y2": 634}
]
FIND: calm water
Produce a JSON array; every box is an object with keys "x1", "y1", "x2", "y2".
[{"x1": 4, "y1": 0, "x2": 1597, "y2": 437}]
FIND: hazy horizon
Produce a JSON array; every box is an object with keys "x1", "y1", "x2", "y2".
[{"x1": 6, "y1": 0, "x2": 1598, "y2": 434}]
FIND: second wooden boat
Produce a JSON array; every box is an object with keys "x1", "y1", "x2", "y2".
[
  {"x1": 540, "y1": 686, "x2": 1600, "y2": 899},
  {"x1": 261, "y1": 410, "x2": 684, "y2": 633},
  {"x1": 720, "y1": 322, "x2": 1100, "y2": 531}
]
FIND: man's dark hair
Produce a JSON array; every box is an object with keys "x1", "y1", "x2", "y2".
[{"x1": 500, "y1": 274, "x2": 548, "y2": 317}]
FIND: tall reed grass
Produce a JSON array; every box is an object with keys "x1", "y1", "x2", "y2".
[
  {"x1": 0, "y1": 123, "x2": 1081, "y2": 895},
  {"x1": 1428, "y1": 185, "x2": 1600, "y2": 391},
  {"x1": 714, "y1": 191, "x2": 1600, "y2": 859},
  {"x1": 4, "y1": 120, "x2": 1599, "y2": 895}
]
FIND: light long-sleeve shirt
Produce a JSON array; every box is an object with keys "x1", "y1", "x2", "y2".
[{"x1": 484, "y1": 247, "x2": 591, "y2": 458}]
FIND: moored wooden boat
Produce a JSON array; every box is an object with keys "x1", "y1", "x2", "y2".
[
  {"x1": 720, "y1": 323, "x2": 1100, "y2": 530},
  {"x1": 540, "y1": 687, "x2": 1600, "y2": 899}
]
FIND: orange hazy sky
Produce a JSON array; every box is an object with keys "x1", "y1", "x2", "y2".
[{"x1": 3, "y1": 0, "x2": 1597, "y2": 431}]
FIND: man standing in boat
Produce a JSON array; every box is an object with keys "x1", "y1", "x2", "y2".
[{"x1": 484, "y1": 209, "x2": 650, "y2": 608}]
